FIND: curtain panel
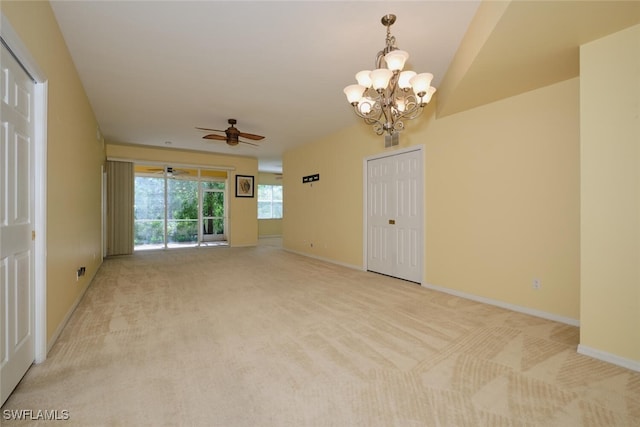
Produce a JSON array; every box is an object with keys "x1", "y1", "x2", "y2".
[{"x1": 106, "y1": 160, "x2": 134, "y2": 256}]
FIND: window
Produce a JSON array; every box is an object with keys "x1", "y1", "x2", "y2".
[{"x1": 258, "y1": 185, "x2": 283, "y2": 219}]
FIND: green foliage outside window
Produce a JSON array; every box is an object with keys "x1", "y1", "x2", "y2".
[
  {"x1": 134, "y1": 176, "x2": 226, "y2": 245},
  {"x1": 134, "y1": 176, "x2": 165, "y2": 245}
]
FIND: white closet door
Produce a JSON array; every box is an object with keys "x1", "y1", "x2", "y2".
[
  {"x1": 367, "y1": 149, "x2": 423, "y2": 283},
  {"x1": 1, "y1": 42, "x2": 36, "y2": 405}
]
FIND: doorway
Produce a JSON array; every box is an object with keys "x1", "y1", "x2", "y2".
[{"x1": 365, "y1": 147, "x2": 424, "y2": 283}]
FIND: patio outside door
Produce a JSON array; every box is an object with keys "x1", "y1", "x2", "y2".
[{"x1": 201, "y1": 182, "x2": 226, "y2": 242}]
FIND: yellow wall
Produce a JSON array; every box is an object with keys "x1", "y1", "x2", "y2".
[
  {"x1": 580, "y1": 24, "x2": 640, "y2": 363},
  {"x1": 257, "y1": 172, "x2": 282, "y2": 237},
  {"x1": 426, "y1": 79, "x2": 580, "y2": 319},
  {"x1": 283, "y1": 123, "x2": 384, "y2": 267},
  {"x1": 107, "y1": 143, "x2": 258, "y2": 247},
  {"x1": 284, "y1": 78, "x2": 580, "y2": 320},
  {"x1": 258, "y1": 219, "x2": 281, "y2": 237},
  {"x1": 2, "y1": 1, "x2": 106, "y2": 342}
]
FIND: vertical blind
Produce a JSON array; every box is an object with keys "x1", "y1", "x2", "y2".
[{"x1": 106, "y1": 160, "x2": 134, "y2": 256}]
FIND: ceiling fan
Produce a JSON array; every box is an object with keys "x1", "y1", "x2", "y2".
[
  {"x1": 196, "y1": 119, "x2": 265, "y2": 146},
  {"x1": 147, "y1": 166, "x2": 189, "y2": 177}
]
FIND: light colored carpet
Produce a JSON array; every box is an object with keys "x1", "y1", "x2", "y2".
[{"x1": 2, "y1": 245, "x2": 639, "y2": 426}]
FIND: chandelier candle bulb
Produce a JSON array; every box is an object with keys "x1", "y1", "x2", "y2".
[
  {"x1": 356, "y1": 70, "x2": 373, "y2": 87},
  {"x1": 398, "y1": 71, "x2": 417, "y2": 89},
  {"x1": 370, "y1": 68, "x2": 394, "y2": 91},
  {"x1": 359, "y1": 101, "x2": 372, "y2": 114},
  {"x1": 343, "y1": 14, "x2": 436, "y2": 141},
  {"x1": 344, "y1": 84, "x2": 366, "y2": 104},
  {"x1": 409, "y1": 73, "x2": 434, "y2": 97},
  {"x1": 423, "y1": 86, "x2": 437, "y2": 104},
  {"x1": 384, "y1": 50, "x2": 409, "y2": 71}
]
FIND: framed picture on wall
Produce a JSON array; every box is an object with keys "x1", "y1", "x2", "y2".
[{"x1": 235, "y1": 175, "x2": 254, "y2": 198}]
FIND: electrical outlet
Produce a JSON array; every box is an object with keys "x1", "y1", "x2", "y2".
[{"x1": 532, "y1": 278, "x2": 541, "y2": 289}]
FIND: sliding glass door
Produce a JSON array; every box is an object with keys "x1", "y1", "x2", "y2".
[
  {"x1": 134, "y1": 175, "x2": 165, "y2": 248},
  {"x1": 202, "y1": 182, "x2": 226, "y2": 242},
  {"x1": 167, "y1": 177, "x2": 199, "y2": 247},
  {"x1": 134, "y1": 166, "x2": 227, "y2": 250}
]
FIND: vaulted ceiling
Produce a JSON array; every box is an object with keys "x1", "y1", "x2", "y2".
[{"x1": 50, "y1": 1, "x2": 640, "y2": 173}]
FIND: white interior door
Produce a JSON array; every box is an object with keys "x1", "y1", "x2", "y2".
[
  {"x1": 1, "y1": 43, "x2": 36, "y2": 405},
  {"x1": 367, "y1": 148, "x2": 423, "y2": 283}
]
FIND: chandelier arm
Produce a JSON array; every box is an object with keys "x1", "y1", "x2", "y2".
[
  {"x1": 352, "y1": 91, "x2": 383, "y2": 119},
  {"x1": 353, "y1": 105, "x2": 382, "y2": 125},
  {"x1": 398, "y1": 104, "x2": 425, "y2": 121},
  {"x1": 349, "y1": 104, "x2": 386, "y2": 135},
  {"x1": 372, "y1": 122, "x2": 385, "y2": 135},
  {"x1": 393, "y1": 120, "x2": 405, "y2": 133}
]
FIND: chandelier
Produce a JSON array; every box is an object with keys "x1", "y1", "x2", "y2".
[{"x1": 343, "y1": 14, "x2": 436, "y2": 144}]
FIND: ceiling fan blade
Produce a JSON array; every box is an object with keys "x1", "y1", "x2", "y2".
[
  {"x1": 203, "y1": 134, "x2": 227, "y2": 141},
  {"x1": 196, "y1": 127, "x2": 226, "y2": 133},
  {"x1": 239, "y1": 140, "x2": 259, "y2": 147},
  {"x1": 237, "y1": 132, "x2": 264, "y2": 141}
]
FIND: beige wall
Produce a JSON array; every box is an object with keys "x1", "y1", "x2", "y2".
[
  {"x1": 258, "y1": 172, "x2": 282, "y2": 185},
  {"x1": 580, "y1": 24, "x2": 640, "y2": 363},
  {"x1": 283, "y1": 123, "x2": 383, "y2": 267},
  {"x1": 2, "y1": 1, "x2": 106, "y2": 343},
  {"x1": 284, "y1": 77, "x2": 580, "y2": 320},
  {"x1": 257, "y1": 172, "x2": 282, "y2": 237},
  {"x1": 426, "y1": 79, "x2": 580, "y2": 320},
  {"x1": 258, "y1": 220, "x2": 281, "y2": 237},
  {"x1": 106, "y1": 143, "x2": 259, "y2": 247}
]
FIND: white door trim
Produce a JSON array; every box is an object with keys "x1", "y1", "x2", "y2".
[
  {"x1": 1, "y1": 13, "x2": 48, "y2": 363},
  {"x1": 362, "y1": 145, "x2": 425, "y2": 283}
]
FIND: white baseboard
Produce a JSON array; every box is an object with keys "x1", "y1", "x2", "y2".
[
  {"x1": 278, "y1": 254, "x2": 580, "y2": 328},
  {"x1": 46, "y1": 272, "x2": 95, "y2": 354},
  {"x1": 283, "y1": 248, "x2": 364, "y2": 272},
  {"x1": 577, "y1": 344, "x2": 640, "y2": 373},
  {"x1": 421, "y1": 282, "x2": 580, "y2": 327}
]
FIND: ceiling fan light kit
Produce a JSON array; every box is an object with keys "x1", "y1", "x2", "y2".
[{"x1": 343, "y1": 14, "x2": 436, "y2": 146}]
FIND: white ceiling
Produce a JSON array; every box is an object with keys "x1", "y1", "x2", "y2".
[{"x1": 49, "y1": 0, "x2": 481, "y2": 173}]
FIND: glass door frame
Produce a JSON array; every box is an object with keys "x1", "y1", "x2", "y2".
[
  {"x1": 134, "y1": 164, "x2": 229, "y2": 250},
  {"x1": 199, "y1": 180, "x2": 227, "y2": 242}
]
